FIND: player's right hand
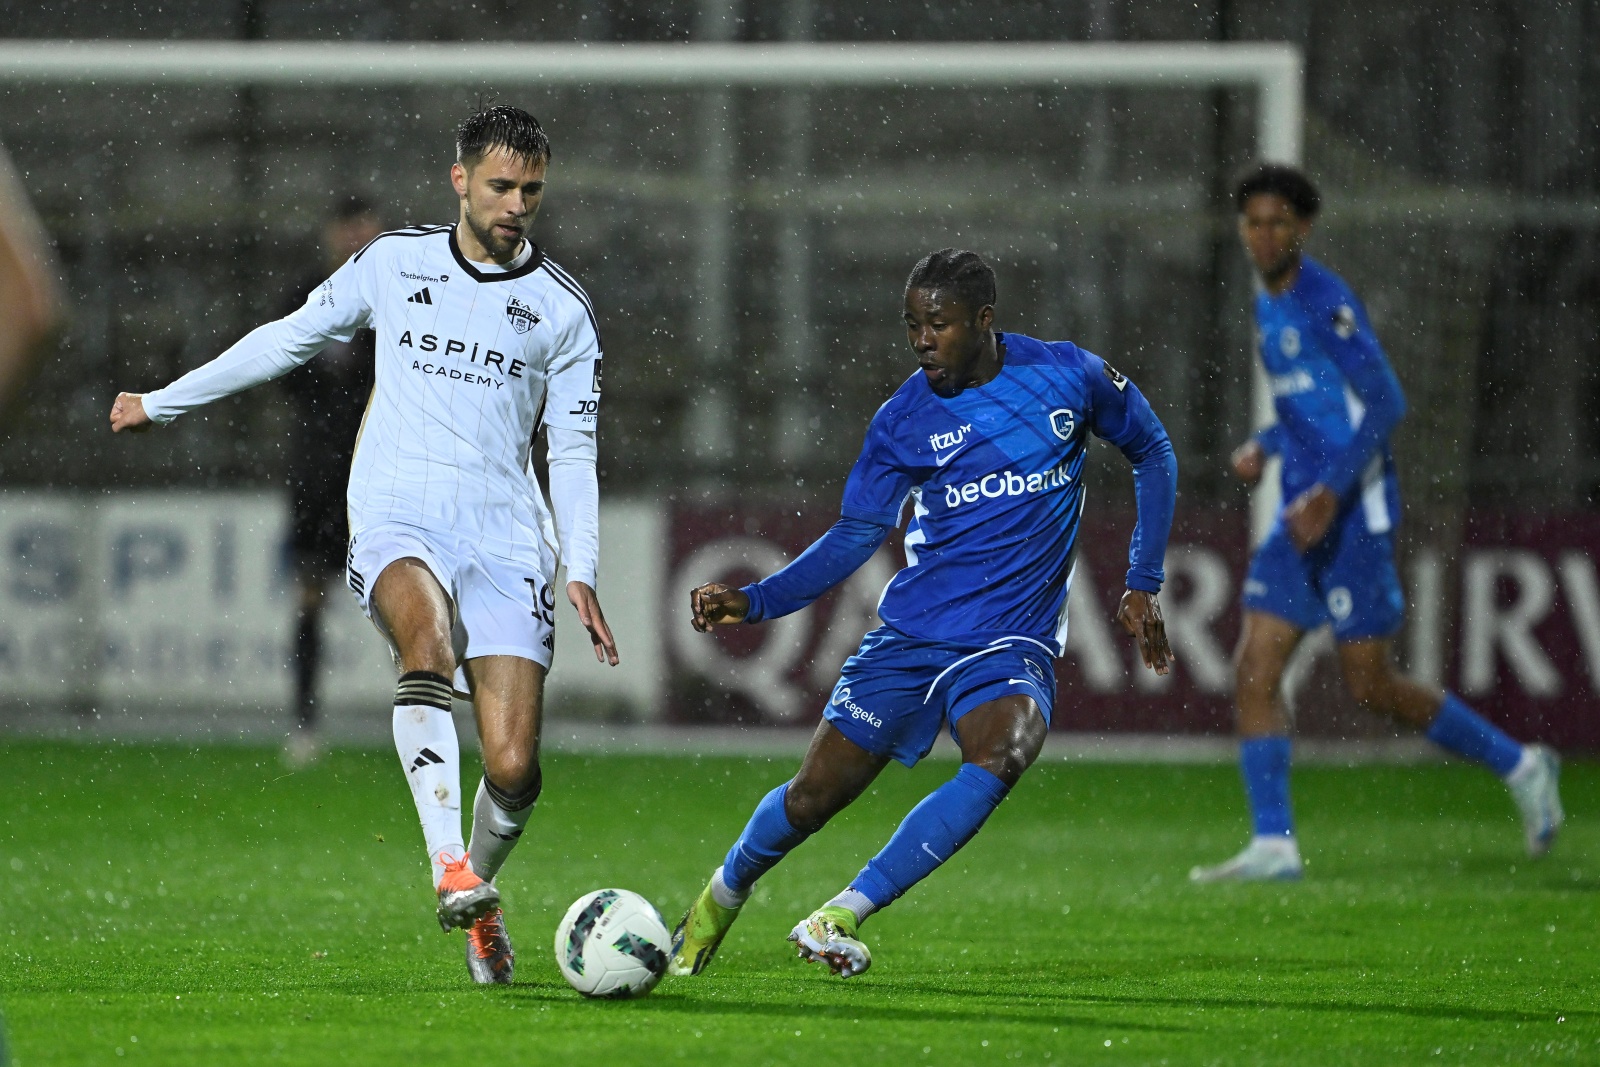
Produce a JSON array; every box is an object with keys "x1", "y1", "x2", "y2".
[
  {"x1": 1230, "y1": 439, "x2": 1264, "y2": 484},
  {"x1": 689, "y1": 583, "x2": 750, "y2": 632},
  {"x1": 109, "y1": 392, "x2": 152, "y2": 433}
]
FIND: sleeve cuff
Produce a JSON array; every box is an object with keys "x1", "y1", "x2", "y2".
[
  {"x1": 563, "y1": 566, "x2": 597, "y2": 590},
  {"x1": 740, "y1": 583, "x2": 766, "y2": 624},
  {"x1": 140, "y1": 389, "x2": 175, "y2": 425},
  {"x1": 1125, "y1": 573, "x2": 1163, "y2": 594}
]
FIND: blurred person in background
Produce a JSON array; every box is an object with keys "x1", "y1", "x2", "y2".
[
  {"x1": 280, "y1": 195, "x2": 382, "y2": 768},
  {"x1": 1191, "y1": 163, "x2": 1564, "y2": 884},
  {"x1": 0, "y1": 139, "x2": 64, "y2": 418}
]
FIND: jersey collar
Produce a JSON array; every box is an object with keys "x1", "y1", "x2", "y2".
[{"x1": 448, "y1": 225, "x2": 546, "y2": 283}]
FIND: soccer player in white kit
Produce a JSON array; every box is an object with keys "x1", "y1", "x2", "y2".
[{"x1": 109, "y1": 106, "x2": 618, "y2": 985}]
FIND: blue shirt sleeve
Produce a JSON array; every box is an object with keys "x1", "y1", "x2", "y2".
[
  {"x1": 1085, "y1": 356, "x2": 1177, "y2": 594},
  {"x1": 1254, "y1": 423, "x2": 1287, "y2": 456},
  {"x1": 1309, "y1": 294, "x2": 1407, "y2": 497},
  {"x1": 838, "y1": 401, "x2": 915, "y2": 526},
  {"x1": 742, "y1": 517, "x2": 891, "y2": 623}
]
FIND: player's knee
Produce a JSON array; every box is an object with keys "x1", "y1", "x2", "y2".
[
  {"x1": 976, "y1": 740, "x2": 1035, "y2": 787},
  {"x1": 485, "y1": 751, "x2": 541, "y2": 803}
]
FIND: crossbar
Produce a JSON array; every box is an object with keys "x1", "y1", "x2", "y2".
[{"x1": 0, "y1": 40, "x2": 1302, "y2": 161}]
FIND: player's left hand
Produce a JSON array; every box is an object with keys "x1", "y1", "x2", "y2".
[
  {"x1": 567, "y1": 581, "x2": 620, "y2": 666},
  {"x1": 1116, "y1": 589, "x2": 1174, "y2": 676},
  {"x1": 1284, "y1": 484, "x2": 1338, "y2": 551}
]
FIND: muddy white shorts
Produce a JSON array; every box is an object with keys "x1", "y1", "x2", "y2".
[{"x1": 346, "y1": 521, "x2": 558, "y2": 691}]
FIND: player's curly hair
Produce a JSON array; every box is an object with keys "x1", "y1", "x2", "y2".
[
  {"x1": 906, "y1": 248, "x2": 997, "y2": 316},
  {"x1": 456, "y1": 103, "x2": 552, "y2": 168},
  {"x1": 1233, "y1": 162, "x2": 1320, "y2": 218}
]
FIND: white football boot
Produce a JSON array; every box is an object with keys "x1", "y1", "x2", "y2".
[
  {"x1": 788, "y1": 906, "x2": 872, "y2": 978},
  {"x1": 1506, "y1": 744, "x2": 1564, "y2": 857},
  {"x1": 1189, "y1": 835, "x2": 1303, "y2": 883}
]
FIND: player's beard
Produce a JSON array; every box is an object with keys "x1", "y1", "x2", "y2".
[{"x1": 463, "y1": 199, "x2": 524, "y2": 261}]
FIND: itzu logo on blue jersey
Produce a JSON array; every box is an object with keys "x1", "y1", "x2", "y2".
[
  {"x1": 928, "y1": 424, "x2": 973, "y2": 465},
  {"x1": 506, "y1": 296, "x2": 542, "y2": 335}
]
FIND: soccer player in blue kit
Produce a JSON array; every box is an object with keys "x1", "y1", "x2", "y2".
[
  {"x1": 667, "y1": 249, "x2": 1178, "y2": 978},
  {"x1": 1189, "y1": 164, "x2": 1564, "y2": 883}
]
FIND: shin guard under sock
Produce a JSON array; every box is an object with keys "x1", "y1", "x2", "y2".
[
  {"x1": 391, "y1": 671, "x2": 463, "y2": 885},
  {"x1": 849, "y1": 763, "x2": 1009, "y2": 916}
]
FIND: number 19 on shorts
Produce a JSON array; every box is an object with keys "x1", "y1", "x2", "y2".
[{"x1": 525, "y1": 578, "x2": 556, "y2": 625}]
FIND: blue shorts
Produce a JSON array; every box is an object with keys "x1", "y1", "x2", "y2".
[
  {"x1": 1242, "y1": 513, "x2": 1404, "y2": 641},
  {"x1": 822, "y1": 627, "x2": 1057, "y2": 768}
]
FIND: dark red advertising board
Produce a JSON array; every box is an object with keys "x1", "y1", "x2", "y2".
[{"x1": 663, "y1": 504, "x2": 1600, "y2": 750}]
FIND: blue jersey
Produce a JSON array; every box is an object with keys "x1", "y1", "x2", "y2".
[
  {"x1": 1253, "y1": 256, "x2": 1406, "y2": 532},
  {"x1": 836, "y1": 332, "x2": 1174, "y2": 656}
]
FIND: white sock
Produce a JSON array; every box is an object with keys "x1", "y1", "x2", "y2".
[
  {"x1": 1250, "y1": 834, "x2": 1300, "y2": 856},
  {"x1": 391, "y1": 672, "x2": 463, "y2": 885},
  {"x1": 825, "y1": 888, "x2": 877, "y2": 927},
  {"x1": 467, "y1": 776, "x2": 537, "y2": 883},
  {"x1": 709, "y1": 865, "x2": 749, "y2": 909},
  {"x1": 1504, "y1": 747, "x2": 1537, "y2": 784}
]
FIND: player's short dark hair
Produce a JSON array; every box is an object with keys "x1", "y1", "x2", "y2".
[
  {"x1": 906, "y1": 248, "x2": 997, "y2": 316},
  {"x1": 456, "y1": 104, "x2": 552, "y2": 169},
  {"x1": 1233, "y1": 162, "x2": 1320, "y2": 218}
]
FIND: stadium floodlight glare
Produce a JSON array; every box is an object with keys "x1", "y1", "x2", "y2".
[{"x1": 0, "y1": 38, "x2": 1301, "y2": 529}]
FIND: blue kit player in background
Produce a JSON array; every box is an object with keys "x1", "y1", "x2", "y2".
[
  {"x1": 1190, "y1": 164, "x2": 1564, "y2": 883},
  {"x1": 668, "y1": 249, "x2": 1178, "y2": 978}
]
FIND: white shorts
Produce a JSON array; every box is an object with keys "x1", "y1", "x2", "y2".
[{"x1": 346, "y1": 522, "x2": 558, "y2": 692}]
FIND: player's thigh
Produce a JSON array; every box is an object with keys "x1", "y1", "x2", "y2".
[
  {"x1": 464, "y1": 654, "x2": 547, "y2": 789},
  {"x1": 1235, "y1": 610, "x2": 1303, "y2": 694},
  {"x1": 952, "y1": 695, "x2": 1047, "y2": 788},
  {"x1": 786, "y1": 719, "x2": 891, "y2": 833},
  {"x1": 371, "y1": 556, "x2": 456, "y2": 673}
]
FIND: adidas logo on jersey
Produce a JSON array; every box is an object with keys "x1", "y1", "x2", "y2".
[
  {"x1": 506, "y1": 296, "x2": 542, "y2": 334},
  {"x1": 407, "y1": 287, "x2": 434, "y2": 305}
]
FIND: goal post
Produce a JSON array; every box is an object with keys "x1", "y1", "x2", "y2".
[{"x1": 0, "y1": 39, "x2": 1301, "y2": 530}]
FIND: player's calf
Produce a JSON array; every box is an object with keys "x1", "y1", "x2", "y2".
[{"x1": 467, "y1": 772, "x2": 540, "y2": 884}]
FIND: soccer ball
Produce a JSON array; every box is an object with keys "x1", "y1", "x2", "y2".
[{"x1": 553, "y1": 888, "x2": 671, "y2": 998}]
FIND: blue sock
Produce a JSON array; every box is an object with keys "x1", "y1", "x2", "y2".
[
  {"x1": 1425, "y1": 693, "x2": 1524, "y2": 777},
  {"x1": 1240, "y1": 736, "x2": 1294, "y2": 838},
  {"x1": 850, "y1": 763, "x2": 1010, "y2": 911},
  {"x1": 721, "y1": 783, "x2": 810, "y2": 895}
]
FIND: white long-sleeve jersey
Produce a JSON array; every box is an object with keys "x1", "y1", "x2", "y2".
[{"x1": 142, "y1": 224, "x2": 603, "y2": 583}]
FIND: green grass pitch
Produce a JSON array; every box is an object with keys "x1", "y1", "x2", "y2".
[{"x1": 1, "y1": 741, "x2": 1595, "y2": 1065}]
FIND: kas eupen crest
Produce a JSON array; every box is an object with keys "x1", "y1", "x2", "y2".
[{"x1": 506, "y1": 296, "x2": 542, "y2": 335}]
